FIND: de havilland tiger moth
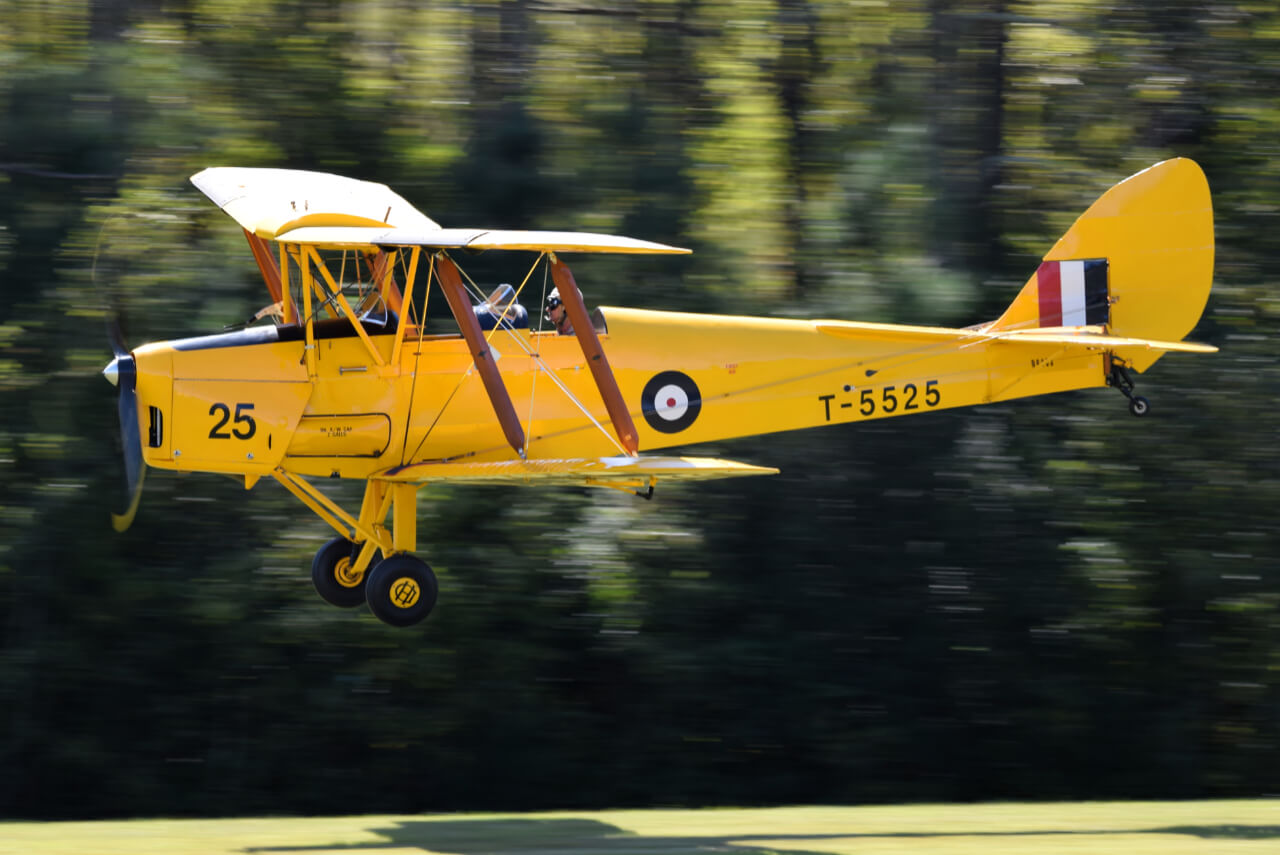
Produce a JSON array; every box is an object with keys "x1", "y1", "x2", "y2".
[{"x1": 103, "y1": 158, "x2": 1217, "y2": 627}]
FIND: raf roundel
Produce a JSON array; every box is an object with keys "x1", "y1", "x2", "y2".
[{"x1": 641, "y1": 371, "x2": 702, "y2": 434}]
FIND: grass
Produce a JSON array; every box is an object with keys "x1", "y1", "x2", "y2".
[{"x1": 2, "y1": 800, "x2": 1278, "y2": 855}]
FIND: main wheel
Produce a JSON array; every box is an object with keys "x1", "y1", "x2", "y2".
[
  {"x1": 1129, "y1": 395, "x2": 1150, "y2": 417},
  {"x1": 311, "y1": 536, "x2": 372, "y2": 608},
  {"x1": 366, "y1": 555, "x2": 439, "y2": 627}
]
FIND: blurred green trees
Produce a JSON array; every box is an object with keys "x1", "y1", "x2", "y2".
[{"x1": 1, "y1": 0, "x2": 1276, "y2": 818}]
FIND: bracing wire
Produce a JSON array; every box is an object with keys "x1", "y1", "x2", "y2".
[
  {"x1": 524, "y1": 261, "x2": 551, "y2": 456},
  {"x1": 405, "y1": 252, "x2": 627, "y2": 464},
  {"x1": 455, "y1": 254, "x2": 625, "y2": 455},
  {"x1": 399, "y1": 253, "x2": 433, "y2": 466}
]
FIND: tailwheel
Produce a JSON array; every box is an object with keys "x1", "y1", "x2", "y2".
[
  {"x1": 366, "y1": 554, "x2": 439, "y2": 628},
  {"x1": 311, "y1": 536, "x2": 373, "y2": 608},
  {"x1": 1107, "y1": 359, "x2": 1150, "y2": 418}
]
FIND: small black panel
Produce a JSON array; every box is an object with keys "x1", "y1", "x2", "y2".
[{"x1": 148, "y1": 406, "x2": 163, "y2": 448}]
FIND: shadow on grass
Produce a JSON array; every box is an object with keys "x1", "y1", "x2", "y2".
[
  {"x1": 242, "y1": 817, "x2": 1280, "y2": 854},
  {"x1": 244, "y1": 818, "x2": 832, "y2": 855},
  {"x1": 1155, "y1": 825, "x2": 1280, "y2": 839}
]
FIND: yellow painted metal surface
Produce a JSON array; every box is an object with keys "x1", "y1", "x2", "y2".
[
  {"x1": 169, "y1": 379, "x2": 311, "y2": 473},
  {"x1": 391, "y1": 484, "x2": 418, "y2": 553},
  {"x1": 387, "y1": 575, "x2": 421, "y2": 607},
  {"x1": 286, "y1": 414, "x2": 391, "y2": 458}
]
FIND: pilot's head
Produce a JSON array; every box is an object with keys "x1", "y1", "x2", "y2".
[{"x1": 545, "y1": 288, "x2": 563, "y2": 322}]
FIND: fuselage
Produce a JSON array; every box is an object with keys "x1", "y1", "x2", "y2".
[{"x1": 129, "y1": 306, "x2": 1107, "y2": 481}]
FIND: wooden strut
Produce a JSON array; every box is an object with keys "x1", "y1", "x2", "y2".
[
  {"x1": 243, "y1": 229, "x2": 284, "y2": 304},
  {"x1": 549, "y1": 254, "x2": 640, "y2": 456},
  {"x1": 434, "y1": 253, "x2": 528, "y2": 458},
  {"x1": 365, "y1": 250, "x2": 405, "y2": 315}
]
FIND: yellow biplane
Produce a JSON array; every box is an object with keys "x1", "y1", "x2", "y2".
[{"x1": 105, "y1": 158, "x2": 1216, "y2": 627}]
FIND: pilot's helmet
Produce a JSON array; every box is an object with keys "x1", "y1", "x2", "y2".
[{"x1": 545, "y1": 287, "x2": 563, "y2": 321}]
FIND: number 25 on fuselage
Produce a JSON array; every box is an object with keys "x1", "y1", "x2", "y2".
[{"x1": 103, "y1": 158, "x2": 1216, "y2": 627}]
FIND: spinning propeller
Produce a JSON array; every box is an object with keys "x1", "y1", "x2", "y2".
[{"x1": 104, "y1": 317, "x2": 145, "y2": 531}]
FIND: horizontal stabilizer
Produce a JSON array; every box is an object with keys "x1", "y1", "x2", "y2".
[
  {"x1": 992, "y1": 327, "x2": 1218, "y2": 354},
  {"x1": 377, "y1": 455, "x2": 777, "y2": 485}
]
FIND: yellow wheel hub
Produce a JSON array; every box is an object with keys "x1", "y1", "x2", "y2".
[
  {"x1": 334, "y1": 556, "x2": 365, "y2": 589},
  {"x1": 389, "y1": 577, "x2": 421, "y2": 609}
]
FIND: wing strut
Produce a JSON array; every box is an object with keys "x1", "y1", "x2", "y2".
[
  {"x1": 243, "y1": 228, "x2": 284, "y2": 304},
  {"x1": 435, "y1": 253, "x2": 527, "y2": 458},
  {"x1": 549, "y1": 254, "x2": 639, "y2": 456}
]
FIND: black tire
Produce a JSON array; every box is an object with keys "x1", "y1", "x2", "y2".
[
  {"x1": 311, "y1": 536, "x2": 372, "y2": 608},
  {"x1": 1129, "y1": 395, "x2": 1150, "y2": 417},
  {"x1": 366, "y1": 554, "x2": 439, "y2": 628}
]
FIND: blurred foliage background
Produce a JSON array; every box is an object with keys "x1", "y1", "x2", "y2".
[{"x1": 1, "y1": 0, "x2": 1277, "y2": 820}]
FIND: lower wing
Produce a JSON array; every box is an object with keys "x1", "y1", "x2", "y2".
[{"x1": 376, "y1": 455, "x2": 778, "y2": 488}]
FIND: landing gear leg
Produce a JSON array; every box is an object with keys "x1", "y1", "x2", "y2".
[
  {"x1": 1107, "y1": 358, "x2": 1150, "y2": 417},
  {"x1": 364, "y1": 483, "x2": 438, "y2": 628},
  {"x1": 275, "y1": 470, "x2": 437, "y2": 626}
]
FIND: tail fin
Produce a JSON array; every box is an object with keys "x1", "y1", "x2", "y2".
[{"x1": 988, "y1": 158, "x2": 1214, "y2": 371}]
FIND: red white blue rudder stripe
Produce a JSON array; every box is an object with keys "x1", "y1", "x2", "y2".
[{"x1": 1036, "y1": 259, "x2": 1110, "y2": 327}]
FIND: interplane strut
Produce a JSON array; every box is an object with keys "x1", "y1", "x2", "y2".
[
  {"x1": 549, "y1": 254, "x2": 640, "y2": 456},
  {"x1": 434, "y1": 252, "x2": 528, "y2": 457}
]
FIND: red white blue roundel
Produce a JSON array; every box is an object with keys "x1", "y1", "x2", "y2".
[{"x1": 641, "y1": 371, "x2": 702, "y2": 433}]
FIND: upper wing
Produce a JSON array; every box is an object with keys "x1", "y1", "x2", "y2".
[
  {"x1": 191, "y1": 167, "x2": 689, "y2": 254},
  {"x1": 273, "y1": 226, "x2": 691, "y2": 255},
  {"x1": 376, "y1": 455, "x2": 777, "y2": 485},
  {"x1": 191, "y1": 167, "x2": 440, "y2": 238}
]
